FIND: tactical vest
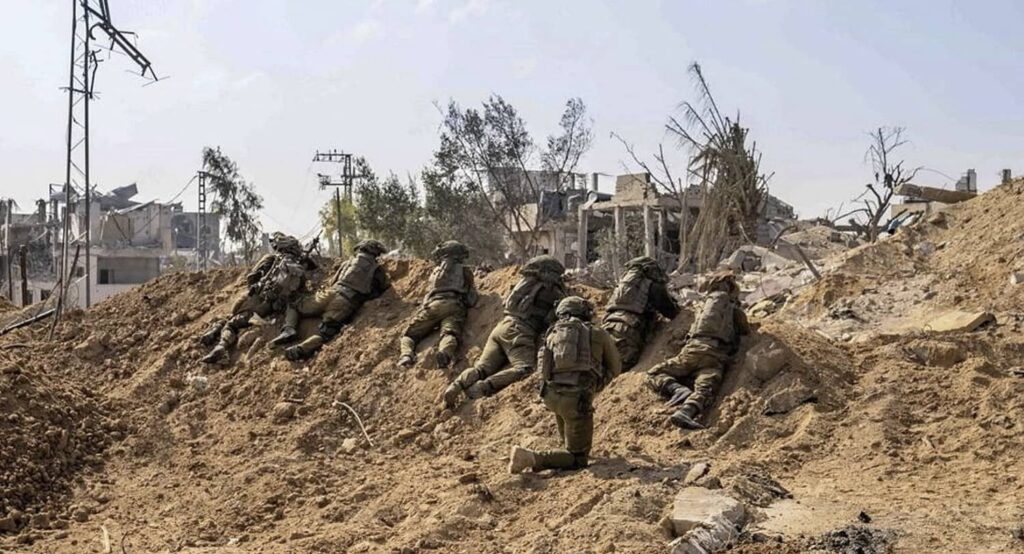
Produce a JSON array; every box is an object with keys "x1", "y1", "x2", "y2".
[
  {"x1": 335, "y1": 253, "x2": 378, "y2": 295},
  {"x1": 503, "y1": 277, "x2": 546, "y2": 320},
  {"x1": 257, "y1": 255, "x2": 306, "y2": 301},
  {"x1": 689, "y1": 291, "x2": 737, "y2": 343},
  {"x1": 544, "y1": 317, "x2": 595, "y2": 385},
  {"x1": 428, "y1": 260, "x2": 468, "y2": 296},
  {"x1": 608, "y1": 268, "x2": 652, "y2": 314}
]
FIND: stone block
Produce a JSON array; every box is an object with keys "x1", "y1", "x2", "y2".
[{"x1": 669, "y1": 487, "x2": 746, "y2": 537}]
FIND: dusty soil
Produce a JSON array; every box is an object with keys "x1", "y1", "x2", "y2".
[{"x1": 2, "y1": 182, "x2": 1024, "y2": 553}]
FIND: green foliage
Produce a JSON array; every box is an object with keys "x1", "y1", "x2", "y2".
[
  {"x1": 317, "y1": 196, "x2": 358, "y2": 256},
  {"x1": 421, "y1": 167, "x2": 506, "y2": 264},
  {"x1": 202, "y1": 146, "x2": 264, "y2": 263}
]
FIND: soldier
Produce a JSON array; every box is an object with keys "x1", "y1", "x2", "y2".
[
  {"x1": 601, "y1": 256, "x2": 680, "y2": 370},
  {"x1": 442, "y1": 255, "x2": 566, "y2": 408},
  {"x1": 269, "y1": 239, "x2": 390, "y2": 361},
  {"x1": 397, "y1": 241, "x2": 478, "y2": 369},
  {"x1": 645, "y1": 273, "x2": 749, "y2": 430},
  {"x1": 200, "y1": 232, "x2": 314, "y2": 364},
  {"x1": 508, "y1": 296, "x2": 621, "y2": 473}
]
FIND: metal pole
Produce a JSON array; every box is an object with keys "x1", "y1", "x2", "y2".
[
  {"x1": 60, "y1": 0, "x2": 78, "y2": 316},
  {"x1": 82, "y1": 0, "x2": 91, "y2": 308},
  {"x1": 334, "y1": 187, "x2": 343, "y2": 257}
]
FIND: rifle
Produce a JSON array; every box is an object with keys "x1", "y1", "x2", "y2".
[{"x1": 304, "y1": 231, "x2": 322, "y2": 257}]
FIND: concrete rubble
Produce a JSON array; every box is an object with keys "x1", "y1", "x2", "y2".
[{"x1": 666, "y1": 487, "x2": 748, "y2": 554}]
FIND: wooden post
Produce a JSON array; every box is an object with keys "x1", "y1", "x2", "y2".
[
  {"x1": 576, "y1": 207, "x2": 589, "y2": 270},
  {"x1": 613, "y1": 205, "x2": 625, "y2": 275},
  {"x1": 19, "y1": 245, "x2": 28, "y2": 306}
]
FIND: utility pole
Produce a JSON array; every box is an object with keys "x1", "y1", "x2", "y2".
[
  {"x1": 196, "y1": 170, "x2": 209, "y2": 271},
  {"x1": 60, "y1": 0, "x2": 157, "y2": 311},
  {"x1": 311, "y1": 149, "x2": 367, "y2": 257}
]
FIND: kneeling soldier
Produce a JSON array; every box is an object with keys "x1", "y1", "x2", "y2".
[
  {"x1": 398, "y1": 240, "x2": 478, "y2": 369},
  {"x1": 508, "y1": 296, "x2": 621, "y2": 473}
]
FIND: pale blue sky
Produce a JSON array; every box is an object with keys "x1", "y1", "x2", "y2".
[{"x1": 2, "y1": 0, "x2": 1022, "y2": 237}]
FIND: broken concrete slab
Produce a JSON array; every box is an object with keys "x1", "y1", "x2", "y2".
[
  {"x1": 683, "y1": 462, "x2": 710, "y2": 486},
  {"x1": 916, "y1": 310, "x2": 995, "y2": 333},
  {"x1": 669, "y1": 487, "x2": 747, "y2": 537},
  {"x1": 668, "y1": 487, "x2": 747, "y2": 553},
  {"x1": 897, "y1": 183, "x2": 976, "y2": 204}
]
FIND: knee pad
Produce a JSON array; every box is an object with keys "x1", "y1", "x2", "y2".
[{"x1": 226, "y1": 314, "x2": 251, "y2": 331}]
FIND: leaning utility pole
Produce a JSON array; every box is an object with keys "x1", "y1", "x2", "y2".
[
  {"x1": 61, "y1": 0, "x2": 157, "y2": 311},
  {"x1": 311, "y1": 150, "x2": 366, "y2": 257}
]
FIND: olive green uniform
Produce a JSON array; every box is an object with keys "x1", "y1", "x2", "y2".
[
  {"x1": 533, "y1": 322, "x2": 621, "y2": 470},
  {"x1": 646, "y1": 291, "x2": 749, "y2": 413},
  {"x1": 601, "y1": 268, "x2": 679, "y2": 370},
  {"x1": 450, "y1": 275, "x2": 565, "y2": 398},
  {"x1": 200, "y1": 250, "x2": 310, "y2": 359},
  {"x1": 283, "y1": 253, "x2": 390, "y2": 358},
  {"x1": 399, "y1": 262, "x2": 477, "y2": 365}
]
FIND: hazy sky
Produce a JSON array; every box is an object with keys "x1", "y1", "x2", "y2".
[{"x1": 2, "y1": 0, "x2": 1022, "y2": 238}]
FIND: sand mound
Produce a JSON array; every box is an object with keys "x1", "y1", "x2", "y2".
[{"x1": 5, "y1": 180, "x2": 1024, "y2": 552}]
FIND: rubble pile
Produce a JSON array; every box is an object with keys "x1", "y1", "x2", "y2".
[{"x1": 0, "y1": 181, "x2": 1022, "y2": 552}]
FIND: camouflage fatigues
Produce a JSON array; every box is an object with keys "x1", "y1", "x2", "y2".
[
  {"x1": 601, "y1": 258, "x2": 679, "y2": 369},
  {"x1": 399, "y1": 251, "x2": 478, "y2": 367},
  {"x1": 447, "y1": 257, "x2": 566, "y2": 401},
  {"x1": 646, "y1": 290, "x2": 749, "y2": 414},
  {"x1": 282, "y1": 251, "x2": 390, "y2": 358},
  {"x1": 529, "y1": 297, "x2": 622, "y2": 471},
  {"x1": 200, "y1": 237, "x2": 312, "y2": 362}
]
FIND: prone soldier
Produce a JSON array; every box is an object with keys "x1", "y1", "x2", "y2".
[{"x1": 601, "y1": 256, "x2": 680, "y2": 370}]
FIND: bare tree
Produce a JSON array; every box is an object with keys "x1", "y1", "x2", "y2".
[
  {"x1": 434, "y1": 95, "x2": 593, "y2": 261},
  {"x1": 838, "y1": 127, "x2": 921, "y2": 242},
  {"x1": 665, "y1": 63, "x2": 770, "y2": 272}
]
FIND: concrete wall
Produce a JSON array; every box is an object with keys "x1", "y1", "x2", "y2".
[{"x1": 96, "y1": 256, "x2": 160, "y2": 285}]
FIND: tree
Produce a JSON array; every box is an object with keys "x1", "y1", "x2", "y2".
[
  {"x1": 666, "y1": 63, "x2": 770, "y2": 272},
  {"x1": 421, "y1": 166, "x2": 506, "y2": 264},
  {"x1": 202, "y1": 147, "x2": 264, "y2": 263},
  {"x1": 840, "y1": 127, "x2": 920, "y2": 242},
  {"x1": 434, "y1": 95, "x2": 593, "y2": 261},
  {"x1": 317, "y1": 196, "x2": 358, "y2": 256},
  {"x1": 354, "y1": 167, "x2": 421, "y2": 251}
]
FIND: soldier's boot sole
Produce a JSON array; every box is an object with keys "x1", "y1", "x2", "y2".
[
  {"x1": 398, "y1": 355, "x2": 416, "y2": 369},
  {"x1": 508, "y1": 446, "x2": 537, "y2": 474},
  {"x1": 442, "y1": 383, "x2": 463, "y2": 410},
  {"x1": 435, "y1": 351, "x2": 452, "y2": 369}
]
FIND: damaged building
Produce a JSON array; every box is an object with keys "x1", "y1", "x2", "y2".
[{"x1": 0, "y1": 184, "x2": 220, "y2": 309}]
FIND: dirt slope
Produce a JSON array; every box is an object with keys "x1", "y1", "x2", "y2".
[{"x1": 2, "y1": 182, "x2": 1024, "y2": 553}]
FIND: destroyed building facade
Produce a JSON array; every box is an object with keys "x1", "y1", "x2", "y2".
[{"x1": 0, "y1": 184, "x2": 220, "y2": 309}]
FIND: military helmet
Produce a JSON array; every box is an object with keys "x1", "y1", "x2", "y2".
[
  {"x1": 354, "y1": 239, "x2": 387, "y2": 257},
  {"x1": 555, "y1": 295, "x2": 593, "y2": 319},
  {"x1": 521, "y1": 255, "x2": 565, "y2": 277},
  {"x1": 625, "y1": 255, "x2": 667, "y2": 283},
  {"x1": 270, "y1": 232, "x2": 303, "y2": 256},
  {"x1": 702, "y1": 272, "x2": 738, "y2": 296},
  {"x1": 432, "y1": 240, "x2": 470, "y2": 262}
]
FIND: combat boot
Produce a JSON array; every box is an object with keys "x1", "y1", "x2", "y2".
[
  {"x1": 201, "y1": 345, "x2": 227, "y2": 364},
  {"x1": 269, "y1": 326, "x2": 298, "y2": 347},
  {"x1": 663, "y1": 382, "x2": 693, "y2": 407},
  {"x1": 398, "y1": 354, "x2": 416, "y2": 369},
  {"x1": 669, "y1": 403, "x2": 705, "y2": 430},
  {"x1": 284, "y1": 345, "x2": 311, "y2": 361},
  {"x1": 464, "y1": 381, "x2": 492, "y2": 400},
  {"x1": 442, "y1": 382, "x2": 464, "y2": 410},
  {"x1": 198, "y1": 323, "x2": 223, "y2": 347},
  {"x1": 508, "y1": 446, "x2": 537, "y2": 474},
  {"x1": 435, "y1": 350, "x2": 452, "y2": 369}
]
